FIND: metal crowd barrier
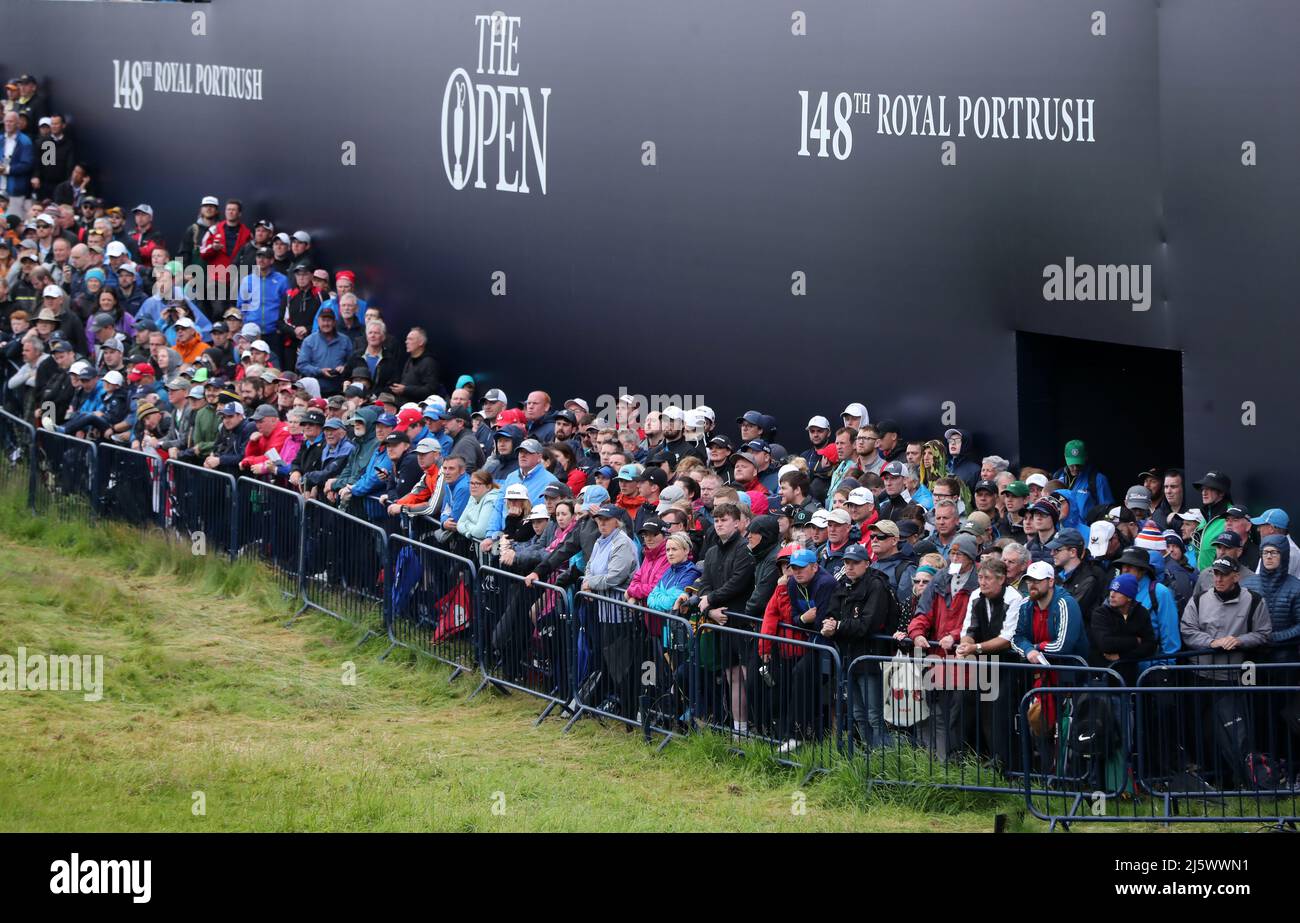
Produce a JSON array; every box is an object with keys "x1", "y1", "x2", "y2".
[
  {"x1": 0, "y1": 408, "x2": 36, "y2": 505},
  {"x1": 235, "y1": 477, "x2": 305, "y2": 598},
  {"x1": 564, "y1": 592, "x2": 695, "y2": 747},
  {"x1": 1023, "y1": 683, "x2": 1300, "y2": 827},
  {"x1": 387, "y1": 534, "x2": 479, "y2": 680},
  {"x1": 846, "y1": 652, "x2": 1122, "y2": 798},
  {"x1": 694, "y1": 620, "x2": 843, "y2": 777},
  {"x1": 300, "y1": 499, "x2": 388, "y2": 640},
  {"x1": 474, "y1": 566, "x2": 575, "y2": 718},
  {"x1": 163, "y1": 459, "x2": 238, "y2": 555},
  {"x1": 96, "y1": 442, "x2": 163, "y2": 529},
  {"x1": 33, "y1": 429, "x2": 97, "y2": 522},
  {"x1": 14, "y1": 435, "x2": 1300, "y2": 825}
]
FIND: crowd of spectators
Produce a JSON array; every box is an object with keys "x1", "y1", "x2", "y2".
[{"x1": 3, "y1": 74, "x2": 1297, "y2": 776}]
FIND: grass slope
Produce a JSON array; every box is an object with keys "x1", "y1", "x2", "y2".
[{"x1": 0, "y1": 489, "x2": 1218, "y2": 833}]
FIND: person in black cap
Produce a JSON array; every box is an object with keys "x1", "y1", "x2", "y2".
[
  {"x1": 443, "y1": 404, "x2": 485, "y2": 473},
  {"x1": 1191, "y1": 470, "x2": 1233, "y2": 570},
  {"x1": 374, "y1": 431, "x2": 423, "y2": 529},
  {"x1": 1191, "y1": 530, "x2": 1253, "y2": 601},
  {"x1": 875, "y1": 418, "x2": 905, "y2": 464},
  {"x1": 1047, "y1": 528, "x2": 1106, "y2": 622},
  {"x1": 706, "y1": 434, "x2": 734, "y2": 484},
  {"x1": 1023, "y1": 498, "x2": 1059, "y2": 561},
  {"x1": 283, "y1": 262, "x2": 324, "y2": 371}
]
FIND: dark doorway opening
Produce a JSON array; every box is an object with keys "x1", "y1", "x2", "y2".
[{"x1": 1016, "y1": 332, "x2": 1183, "y2": 499}]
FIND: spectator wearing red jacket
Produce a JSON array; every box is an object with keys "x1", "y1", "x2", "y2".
[
  {"x1": 239, "y1": 403, "x2": 289, "y2": 471},
  {"x1": 198, "y1": 200, "x2": 252, "y2": 306}
]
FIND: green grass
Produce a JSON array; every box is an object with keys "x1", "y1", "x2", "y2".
[{"x1": 0, "y1": 487, "x2": 1245, "y2": 832}]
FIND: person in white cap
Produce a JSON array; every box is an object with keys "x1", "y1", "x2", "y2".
[
  {"x1": 1024, "y1": 472, "x2": 1049, "y2": 505},
  {"x1": 59, "y1": 365, "x2": 128, "y2": 438},
  {"x1": 38, "y1": 281, "x2": 89, "y2": 355},
  {"x1": 180, "y1": 196, "x2": 221, "y2": 271},
  {"x1": 1010, "y1": 560, "x2": 1087, "y2": 665},
  {"x1": 841, "y1": 401, "x2": 869, "y2": 429},
  {"x1": 129, "y1": 203, "x2": 166, "y2": 260}
]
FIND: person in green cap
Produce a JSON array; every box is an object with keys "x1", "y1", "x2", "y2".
[
  {"x1": 997, "y1": 480, "x2": 1030, "y2": 542},
  {"x1": 1051, "y1": 438, "x2": 1114, "y2": 510}
]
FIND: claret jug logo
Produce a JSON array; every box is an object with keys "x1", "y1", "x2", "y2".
[{"x1": 442, "y1": 11, "x2": 551, "y2": 195}]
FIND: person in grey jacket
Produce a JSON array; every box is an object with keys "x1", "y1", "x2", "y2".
[
  {"x1": 1179, "y1": 556, "x2": 1272, "y2": 787},
  {"x1": 583, "y1": 504, "x2": 642, "y2": 716}
]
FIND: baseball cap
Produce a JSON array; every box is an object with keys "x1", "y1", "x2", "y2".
[
  {"x1": 383, "y1": 432, "x2": 410, "y2": 447},
  {"x1": 1046, "y1": 528, "x2": 1085, "y2": 551},
  {"x1": 1211, "y1": 531, "x2": 1243, "y2": 549},
  {"x1": 1025, "y1": 561, "x2": 1056, "y2": 581},
  {"x1": 543, "y1": 482, "x2": 574, "y2": 499},
  {"x1": 301, "y1": 410, "x2": 326, "y2": 427},
  {"x1": 707, "y1": 435, "x2": 735, "y2": 451},
  {"x1": 841, "y1": 402, "x2": 868, "y2": 421},
  {"x1": 133, "y1": 203, "x2": 153, "y2": 217},
  {"x1": 48, "y1": 338, "x2": 72, "y2": 353},
  {"x1": 1251, "y1": 508, "x2": 1290, "y2": 529},
  {"x1": 324, "y1": 418, "x2": 346, "y2": 431},
  {"x1": 1225, "y1": 506, "x2": 1250, "y2": 520},
  {"x1": 503, "y1": 484, "x2": 530, "y2": 501},
  {"x1": 35, "y1": 212, "x2": 56, "y2": 225},
  {"x1": 375, "y1": 413, "x2": 399, "y2": 427},
  {"x1": 846, "y1": 487, "x2": 875, "y2": 506},
  {"x1": 592, "y1": 504, "x2": 621, "y2": 519},
  {"x1": 638, "y1": 468, "x2": 669, "y2": 489},
  {"x1": 105, "y1": 241, "x2": 129, "y2": 258},
  {"x1": 616, "y1": 464, "x2": 641, "y2": 482},
  {"x1": 865, "y1": 519, "x2": 899, "y2": 540},
  {"x1": 292, "y1": 230, "x2": 312, "y2": 244},
  {"x1": 1124, "y1": 485, "x2": 1152, "y2": 509},
  {"x1": 789, "y1": 548, "x2": 818, "y2": 568},
  {"x1": 825, "y1": 508, "x2": 852, "y2": 526},
  {"x1": 1001, "y1": 480, "x2": 1029, "y2": 498},
  {"x1": 482, "y1": 388, "x2": 508, "y2": 404},
  {"x1": 238, "y1": 323, "x2": 261, "y2": 339},
  {"x1": 1211, "y1": 557, "x2": 1238, "y2": 574},
  {"x1": 251, "y1": 404, "x2": 280, "y2": 421},
  {"x1": 218, "y1": 401, "x2": 244, "y2": 416},
  {"x1": 882, "y1": 461, "x2": 907, "y2": 478},
  {"x1": 102, "y1": 370, "x2": 125, "y2": 387},
  {"x1": 395, "y1": 408, "x2": 423, "y2": 430},
  {"x1": 1173, "y1": 508, "x2": 1204, "y2": 526},
  {"x1": 806, "y1": 415, "x2": 831, "y2": 430},
  {"x1": 565, "y1": 397, "x2": 588, "y2": 413},
  {"x1": 187, "y1": 385, "x2": 206, "y2": 400},
  {"x1": 42, "y1": 284, "x2": 65, "y2": 299},
  {"x1": 526, "y1": 506, "x2": 551, "y2": 523},
  {"x1": 736, "y1": 410, "x2": 765, "y2": 427},
  {"x1": 777, "y1": 543, "x2": 802, "y2": 562},
  {"x1": 415, "y1": 438, "x2": 440, "y2": 454},
  {"x1": 200, "y1": 195, "x2": 220, "y2": 207},
  {"x1": 943, "y1": 428, "x2": 962, "y2": 442},
  {"x1": 973, "y1": 479, "x2": 998, "y2": 494},
  {"x1": 1087, "y1": 520, "x2": 1116, "y2": 556},
  {"x1": 841, "y1": 543, "x2": 871, "y2": 562},
  {"x1": 517, "y1": 438, "x2": 544, "y2": 454},
  {"x1": 638, "y1": 518, "x2": 666, "y2": 536},
  {"x1": 1024, "y1": 473, "x2": 1049, "y2": 489},
  {"x1": 809, "y1": 510, "x2": 831, "y2": 528},
  {"x1": 1063, "y1": 440, "x2": 1087, "y2": 465}
]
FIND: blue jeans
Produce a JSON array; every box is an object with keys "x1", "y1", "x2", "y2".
[{"x1": 850, "y1": 659, "x2": 892, "y2": 748}]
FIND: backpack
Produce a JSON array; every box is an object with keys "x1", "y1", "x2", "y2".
[
  {"x1": 1066, "y1": 693, "x2": 1117, "y2": 757},
  {"x1": 863, "y1": 566, "x2": 903, "y2": 636}
]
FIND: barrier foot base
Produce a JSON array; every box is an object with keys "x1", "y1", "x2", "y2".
[
  {"x1": 448, "y1": 665, "x2": 465, "y2": 683},
  {"x1": 350, "y1": 630, "x2": 378, "y2": 651},
  {"x1": 377, "y1": 642, "x2": 396, "y2": 661},
  {"x1": 655, "y1": 734, "x2": 673, "y2": 754},
  {"x1": 535, "y1": 700, "x2": 558, "y2": 726},
  {"x1": 562, "y1": 707, "x2": 588, "y2": 734},
  {"x1": 284, "y1": 600, "x2": 309, "y2": 628}
]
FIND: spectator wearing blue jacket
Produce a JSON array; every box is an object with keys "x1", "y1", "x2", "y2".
[
  {"x1": 438, "y1": 456, "x2": 471, "y2": 530},
  {"x1": 1244, "y1": 535, "x2": 1300, "y2": 661},
  {"x1": 1052, "y1": 439, "x2": 1115, "y2": 511},
  {"x1": 1011, "y1": 561, "x2": 1088, "y2": 663},
  {"x1": 237, "y1": 247, "x2": 289, "y2": 338},
  {"x1": 1, "y1": 111, "x2": 35, "y2": 211},
  {"x1": 1112, "y1": 547, "x2": 1181, "y2": 669},
  {"x1": 295, "y1": 307, "x2": 352, "y2": 396},
  {"x1": 485, "y1": 437, "x2": 559, "y2": 539}
]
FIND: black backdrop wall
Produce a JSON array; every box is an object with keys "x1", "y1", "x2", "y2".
[{"x1": 9, "y1": 0, "x2": 1298, "y2": 511}]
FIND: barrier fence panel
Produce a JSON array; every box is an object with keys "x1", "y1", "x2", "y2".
[
  {"x1": 693, "y1": 620, "x2": 843, "y2": 773},
  {"x1": 1131, "y1": 658, "x2": 1300, "y2": 824},
  {"x1": 163, "y1": 460, "x2": 237, "y2": 556},
  {"x1": 847, "y1": 651, "x2": 1120, "y2": 798},
  {"x1": 1023, "y1": 682, "x2": 1300, "y2": 826},
  {"x1": 476, "y1": 566, "x2": 574, "y2": 714},
  {"x1": 95, "y1": 442, "x2": 163, "y2": 529},
  {"x1": 0, "y1": 408, "x2": 35, "y2": 506},
  {"x1": 301, "y1": 499, "x2": 388, "y2": 638},
  {"x1": 387, "y1": 534, "x2": 479, "y2": 679},
  {"x1": 32, "y1": 429, "x2": 96, "y2": 523},
  {"x1": 564, "y1": 592, "x2": 695, "y2": 744},
  {"x1": 236, "y1": 477, "x2": 305, "y2": 599}
]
